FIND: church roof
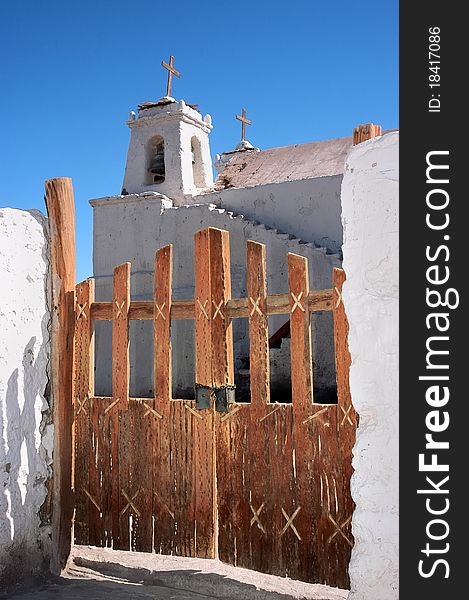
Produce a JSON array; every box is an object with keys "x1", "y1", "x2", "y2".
[{"x1": 215, "y1": 135, "x2": 353, "y2": 189}]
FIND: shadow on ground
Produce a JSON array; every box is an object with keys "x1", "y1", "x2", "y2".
[{"x1": 3, "y1": 558, "x2": 331, "y2": 600}]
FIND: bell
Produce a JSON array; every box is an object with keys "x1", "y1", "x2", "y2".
[
  {"x1": 149, "y1": 144, "x2": 165, "y2": 183},
  {"x1": 149, "y1": 153, "x2": 165, "y2": 183}
]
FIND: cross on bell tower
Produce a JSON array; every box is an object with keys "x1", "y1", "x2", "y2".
[
  {"x1": 161, "y1": 55, "x2": 181, "y2": 97},
  {"x1": 236, "y1": 107, "x2": 252, "y2": 141}
]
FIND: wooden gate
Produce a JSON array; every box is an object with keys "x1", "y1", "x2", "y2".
[{"x1": 72, "y1": 227, "x2": 356, "y2": 588}]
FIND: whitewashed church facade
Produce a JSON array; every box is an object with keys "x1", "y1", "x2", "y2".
[{"x1": 91, "y1": 93, "x2": 353, "y2": 400}]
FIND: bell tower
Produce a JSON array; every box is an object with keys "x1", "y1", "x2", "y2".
[
  {"x1": 122, "y1": 97, "x2": 214, "y2": 204},
  {"x1": 122, "y1": 57, "x2": 213, "y2": 203}
]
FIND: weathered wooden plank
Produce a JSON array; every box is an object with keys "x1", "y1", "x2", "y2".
[
  {"x1": 191, "y1": 401, "x2": 215, "y2": 557},
  {"x1": 107, "y1": 407, "x2": 120, "y2": 549},
  {"x1": 332, "y1": 267, "x2": 356, "y2": 589},
  {"x1": 194, "y1": 229, "x2": 212, "y2": 387},
  {"x1": 287, "y1": 253, "x2": 318, "y2": 583},
  {"x1": 107, "y1": 263, "x2": 130, "y2": 549},
  {"x1": 172, "y1": 401, "x2": 194, "y2": 557},
  {"x1": 152, "y1": 247, "x2": 174, "y2": 556},
  {"x1": 288, "y1": 253, "x2": 313, "y2": 411},
  {"x1": 90, "y1": 290, "x2": 334, "y2": 321},
  {"x1": 209, "y1": 228, "x2": 234, "y2": 388},
  {"x1": 89, "y1": 396, "x2": 107, "y2": 547},
  {"x1": 116, "y1": 405, "x2": 131, "y2": 551},
  {"x1": 44, "y1": 177, "x2": 76, "y2": 573},
  {"x1": 122, "y1": 401, "x2": 154, "y2": 553},
  {"x1": 246, "y1": 241, "x2": 270, "y2": 405},
  {"x1": 74, "y1": 280, "x2": 101, "y2": 548},
  {"x1": 333, "y1": 269, "x2": 354, "y2": 417},
  {"x1": 301, "y1": 403, "x2": 340, "y2": 585},
  {"x1": 153, "y1": 403, "x2": 175, "y2": 555},
  {"x1": 154, "y1": 245, "x2": 172, "y2": 412},
  {"x1": 73, "y1": 279, "x2": 93, "y2": 546},
  {"x1": 268, "y1": 405, "x2": 298, "y2": 578},
  {"x1": 112, "y1": 263, "x2": 131, "y2": 411},
  {"x1": 353, "y1": 122, "x2": 382, "y2": 145},
  {"x1": 216, "y1": 402, "x2": 298, "y2": 578},
  {"x1": 215, "y1": 404, "x2": 249, "y2": 567},
  {"x1": 92, "y1": 300, "x2": 194, "y2": 321}
]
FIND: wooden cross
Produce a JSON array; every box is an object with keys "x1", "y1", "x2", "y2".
[
  {"x1": 236, "y1": 107, "x2": 252, "y2": 141},
  {"x1": 161, "y1": 55, "x2": 181, "y2": 97}
]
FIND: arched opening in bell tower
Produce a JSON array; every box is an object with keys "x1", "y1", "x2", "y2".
[
  {"x1": 146, "y1": 135, "x2": 165, "y2": 185},
  {"x1": 191, "y1": 135, "x2": 205, "y2": 189}
]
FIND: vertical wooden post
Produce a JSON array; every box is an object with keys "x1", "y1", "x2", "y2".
[
  {"x1": 154, "y1": 245, "x2": 173, "y2": 413},
  {"x1": 288, "y1": 252, "x2": 313, "y2": 412},
  {"x1": 112, "y1": 262, "x2": 131, "y2": 410},
  {"x1": 333, "y1": 268, "x2": 356, "y2": 428},
  {"x1": 194, "y1": 229, "x2": 212, "y2": 388},
  {"x1": 152, "y1": 245, "x2": 175, "y2": 555},
  {"x1": 209, "y1": 228, "x2": 234, "y2": 389},
  {"x1": 353, "y1": 123, "x2": 382, "y2": 145},
  {"x1": 44, "y1": 177, "x2": 76, "y2": 573},
  {"x1": 73, "y1": 279, "x2": 95, "y2": 545},
  {"x1": 332, "y1": 270, "x2": 356, "y2": 578},
  {"x1": 109, "y1": 262, "x2": 130, "y2": 548},
  {"x1": 246, "y1": 240, "x2": 270, "y2": 405}
]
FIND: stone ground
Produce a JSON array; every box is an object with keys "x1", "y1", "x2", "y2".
[{"x1": 4, "y1": 546, "x2": 348, "y2": 600}]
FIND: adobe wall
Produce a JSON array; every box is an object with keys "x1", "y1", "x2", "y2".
[
  {"x1": 0, "y1": 208, "x2": 53, "y2": 591},
  {"x1": 341, "y1": 132, "x2": 399, "y2": 600}
]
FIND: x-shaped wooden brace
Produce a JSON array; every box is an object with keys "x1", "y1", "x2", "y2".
[
  {"x1": 115, "y1": 300, "x2": 126, "y2": 318},
  {"x1": 290, "y1": 292, "x2": 305, "y2": 314},
  {"x1": 340, "y1": 404, "x2": 353, "y2": 426},
  {"x1": 104, "y1": 397, "x2": 120, "y2": 414},
  {"x1": 197, "y1": 299, "x2": 209, "y2": 320},
  {"x1": 155, "y1": 302, "x2": 166, "y2": 321},
  {"x1": 302, "y1": 405, "x2": 331, "y2": 425},
  {"x1": 76, "y1": 302, "x2": 88, "y2": 321},
  {"x1": 280, "y1": 506, "x2": 302, "y2": 541},
  {"x1": 212, "y1": 299, "x2": 225, "y2": 320},
  {"x1": 327, "y1": 514, "x2": 353, "y2": 547},
  {"x1": 121, "y1": 489, "x2": 141, "y2": 517},
  {"x1": 154, "y1": 490, "x2": 174, "y2": 519},
  {"x1": 260, "y1": 405, "x2": 281, "y2": 422},
  {"x1": 142, "y1": 402, "x2": 163, "y2": 420},
  {"x1": 334, "y1": 286, "x2": 343, "y2": 309},
  {"x1": 221, "y1": 405, "x2": 241, "y2": 422},
  {"x1": 184, "y1": 402, "x2": 203, "y2": 420},
  {"x1": 75, "y1": 395, "x2": 89, "y2": 416},
  {"x1": 250, "y1": 502, "x2": 266, "y2": 534},
  {"x1": 249, "y1": 296, "x2": 263, "y2": 317},
  {"x1": 83, "y1": 488, "x2": 101, "y2": 512}
]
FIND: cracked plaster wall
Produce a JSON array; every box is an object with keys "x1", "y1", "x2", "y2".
[
  {"x1": 0, "y1": 208, "x2": 53, "y2": 591},
  {"x1": 341, "y1": 132, "x2": 399, "y2": 600}
]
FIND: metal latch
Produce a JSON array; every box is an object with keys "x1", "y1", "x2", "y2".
[
  {"x1": 214, "y1": 384, "x2": 236, "y2": 413},
  {"x1": 194, "y1": 384, "x2": 236, "y2": 412}
]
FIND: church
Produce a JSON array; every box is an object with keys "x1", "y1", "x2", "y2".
[{"x1": 91, "y1": 56, "x2": 358, "y2": 401}]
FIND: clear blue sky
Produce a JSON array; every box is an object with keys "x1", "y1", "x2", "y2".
[{"x1": 0, "y1": 0, "x2": 398, "y2": 282}]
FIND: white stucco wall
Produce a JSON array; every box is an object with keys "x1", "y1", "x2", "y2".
[
  {"x1": 0, "y1": 208, "x2": 53, "y2": 589},
  {"x1": 206, "y1": 175, "x2": 343, "y2": 254},
  {"x1": 91, "y1": 195, "x2": 340, "y2": 401},
  {"x1": 341, "y1": 132, "x2": 399, "y2": 599}
]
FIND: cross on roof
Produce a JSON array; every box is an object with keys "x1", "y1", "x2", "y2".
[
  {"x1": 236, "y1": 107, "x2": 252, "y2": 141},
  {"x1": 161, "y1": 55, "x2": 181, "y2": 98}
]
